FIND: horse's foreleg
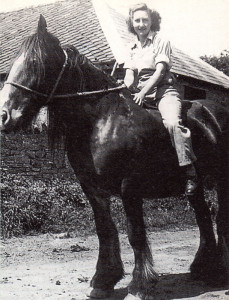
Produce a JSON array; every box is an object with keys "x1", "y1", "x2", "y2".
[
  {"x1": 80, "y1": 182, "x2": 124, "y2": 299},
  {"x1": 121, "y1": 178, "x2": 159, "y2": 299},
  {"x1": 188, "y1": 184, "x2": 217, "y2": 282}
]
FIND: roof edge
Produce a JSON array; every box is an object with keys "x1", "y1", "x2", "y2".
[
  {"x1": 92, "y1": 0, "x2": 128, "y2": 64},
  {"x1": 177, "y1": 74, "x2": 229, "y2": 91}
]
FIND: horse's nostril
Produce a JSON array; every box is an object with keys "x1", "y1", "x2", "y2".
[{"x1": 1, "y1": 110, "x2": 8, "y2": 124}]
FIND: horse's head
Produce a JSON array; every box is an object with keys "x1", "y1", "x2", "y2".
[{"x1": 0, "y1": 15, "x2": 66, "y2": 132}]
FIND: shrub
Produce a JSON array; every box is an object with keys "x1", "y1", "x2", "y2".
[
  {"x1": 1, "y1": 170, "x2": 90, "y2": 238},
  {"x1": 1, "y1": 169, "x2": 218, "y2": 238}
]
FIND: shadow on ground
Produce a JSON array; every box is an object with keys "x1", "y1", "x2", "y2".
[{"x1": 107, "y1": 273, "x2": 229, "y2": 300}]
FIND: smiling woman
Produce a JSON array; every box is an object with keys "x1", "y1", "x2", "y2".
[
  {"x1": 107, "y1": 0, "x2": 229, "y2": 58},
  {"x1": 123, "y1": 3, "x2": 198, "y2": 196}
]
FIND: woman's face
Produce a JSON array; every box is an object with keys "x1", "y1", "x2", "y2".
[{"x1": 132, "y1": 9, "x2": 152, "y2": 39}]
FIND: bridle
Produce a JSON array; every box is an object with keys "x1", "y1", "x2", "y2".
[
  {"x1": 5, "y1": 49, "x2": 126, "y2": 105},
  {"x1": 5, "y1": 49, "x2": 68, "y2": 105}
]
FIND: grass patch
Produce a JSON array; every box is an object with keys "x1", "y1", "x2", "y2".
[{"x1": 1, "y1": 171, "x2": 217, "y2": 238}]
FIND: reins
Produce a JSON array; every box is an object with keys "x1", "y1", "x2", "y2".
[
  {"x1": 53, "y1": 85, "x2": 127, "y2": 98},
  {"x1": 5, "y1": 49, "x2": 126, "y2": 104},
  {"x1": 5, "y1": 81, "x2": 126, "y2": 98}
]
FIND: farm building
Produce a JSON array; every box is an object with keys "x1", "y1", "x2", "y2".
[{"x1": 1, "y1": 0, "x2": 229, "y2": 103}]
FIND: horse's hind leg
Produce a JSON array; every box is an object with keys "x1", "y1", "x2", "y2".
[
  {"x1": 80, "y1": 182, "x2": 124, "y2": 299},
  {"x1": 121, "y1": 178, "x2": 159, "y2": 300},
  {"x1": 215, "y1": 136, "x2": 229, "y2": 286},
  {"x1": 216, "y1": 175, "x2": 229, "y2": 286},
  {"x1": 188, "y1": 184, "x2": 217, "y2": 282}
]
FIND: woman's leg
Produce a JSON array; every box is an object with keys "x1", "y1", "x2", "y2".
[{"x1": 157, "y1": 90, "x2": 198, "y2": 194}]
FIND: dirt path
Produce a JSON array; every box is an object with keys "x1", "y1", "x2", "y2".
[{"x1": 1, "y1": 228, "x2": 228, "y2": 300}]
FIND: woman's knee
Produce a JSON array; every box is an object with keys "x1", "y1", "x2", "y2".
[
  {"x1": 163, "y1": 118, "x2": 181, "y2": 131},
  {"x1": 163, "y1": 119, "x2": 192, "y2": 141}
]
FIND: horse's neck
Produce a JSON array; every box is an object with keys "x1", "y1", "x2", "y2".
[
  {"x1": 56, "y1": 54, "x2": 116, "y2": 96},
  {"x1": 62, "y1": 92, "x2": 126, "y2": 136},
  {"x1": 64, "y1": 57, "x2": 119, "y2": 126},
  {"x1": 79, "y1": 59, "x2": 117, "y2": 91},
  {"x1": 58, "y1": 56, "x2": 129, "y2": 135}
]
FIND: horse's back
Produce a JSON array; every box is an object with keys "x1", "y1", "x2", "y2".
[{"x1": 90, "y1": 95, "x2": 229, "y2": 196}]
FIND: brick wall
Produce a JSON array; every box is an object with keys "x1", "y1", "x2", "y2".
[
  {"x1": 177, "y1": 77, "x2": 229, "y2": 104},
  {"x1": 1, "y1": 131, "x2": 75, "y2": 179}
]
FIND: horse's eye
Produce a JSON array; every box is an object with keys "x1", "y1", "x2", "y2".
[{"x1": 29, "y1": 57, "x2": 37, "y2": 64}]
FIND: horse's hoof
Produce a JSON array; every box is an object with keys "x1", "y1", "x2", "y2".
[
  {"x1": 124, "y1": 294, "x2": 141, "y2": 300},
  {"x1": 124, "y1": 293, "x2": 154, "y2": 300},
  {"x1": 87, "y1": 288, "x2": 114, "y2": 299}
]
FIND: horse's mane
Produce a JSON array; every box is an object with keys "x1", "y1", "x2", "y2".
[
  {"x1": 15, "y1": 31, "x2": 62, "y2": 88},
  {"x1": 47, "y1": 45, "x2": 119, "y2": 150},
  {"x1": 62, "y1": 44, "x2": 118, "y2": 91}
]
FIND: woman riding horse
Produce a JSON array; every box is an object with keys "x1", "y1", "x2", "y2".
[
  {"x1": 124, "y1": 3, "x2": 198, "y2": 195},
  {"x1": 1, "y1": 14, "x2": 229, "y2": 300}
]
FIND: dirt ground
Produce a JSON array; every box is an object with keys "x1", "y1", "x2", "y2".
[{"x1": 1, "y1": 227, "x2": 229, "y2": 300}]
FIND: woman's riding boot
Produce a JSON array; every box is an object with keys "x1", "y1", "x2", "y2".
[{"x1": 184, "y1": 163, "x2": 199, "y2": 196}]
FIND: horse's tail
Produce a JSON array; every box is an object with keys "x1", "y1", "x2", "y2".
[{"x1": 188, "y1": 101, "x2": 222, "y2": 145}]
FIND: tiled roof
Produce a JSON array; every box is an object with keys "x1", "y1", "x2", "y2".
[
  {"x1": 0, "y1": 0, "x2": 114, "y2": 74},
  {"x1": 171, "y1": 47, "x2": 229, "y2": 89},
  {"x1": 1, "y1": 0, "x2": 229, "y2": 90}
]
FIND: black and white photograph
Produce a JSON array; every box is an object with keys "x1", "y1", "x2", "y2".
[{"x1": 1, "y1": 0, "x2": 229, "y2": 299}]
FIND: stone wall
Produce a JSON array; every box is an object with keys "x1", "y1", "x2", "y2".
[{"x1": 1, "y1": 131, "x2": 75, "y2": 180}]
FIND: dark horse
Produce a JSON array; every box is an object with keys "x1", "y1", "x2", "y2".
[{"x1": 1, "y1": 16, "x2": 229, "y2": 300}]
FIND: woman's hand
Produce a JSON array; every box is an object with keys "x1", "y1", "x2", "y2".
[{"x1": 133, "y1": 90, "x2": 145, "y2": 106}]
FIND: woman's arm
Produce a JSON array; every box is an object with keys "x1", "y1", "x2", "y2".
[
  {"x1": 124, "y1": 69, "x2": 136, "y2": 90},
  {"x1": 133, "y1": 62, "x2": 166, "y2": 106}
]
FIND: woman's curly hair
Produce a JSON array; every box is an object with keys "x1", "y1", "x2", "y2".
[{"x1": 127, "y1": 3, "x2": 161, "y2": 34}]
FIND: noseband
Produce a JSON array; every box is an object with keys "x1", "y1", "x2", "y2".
[{"x1": 5, "y1": 50, "x2": 126, "y2": 104}]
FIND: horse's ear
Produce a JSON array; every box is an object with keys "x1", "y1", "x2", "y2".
[{"x1": 37, "y1": 14, "x2": 47, "y2": 34}]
